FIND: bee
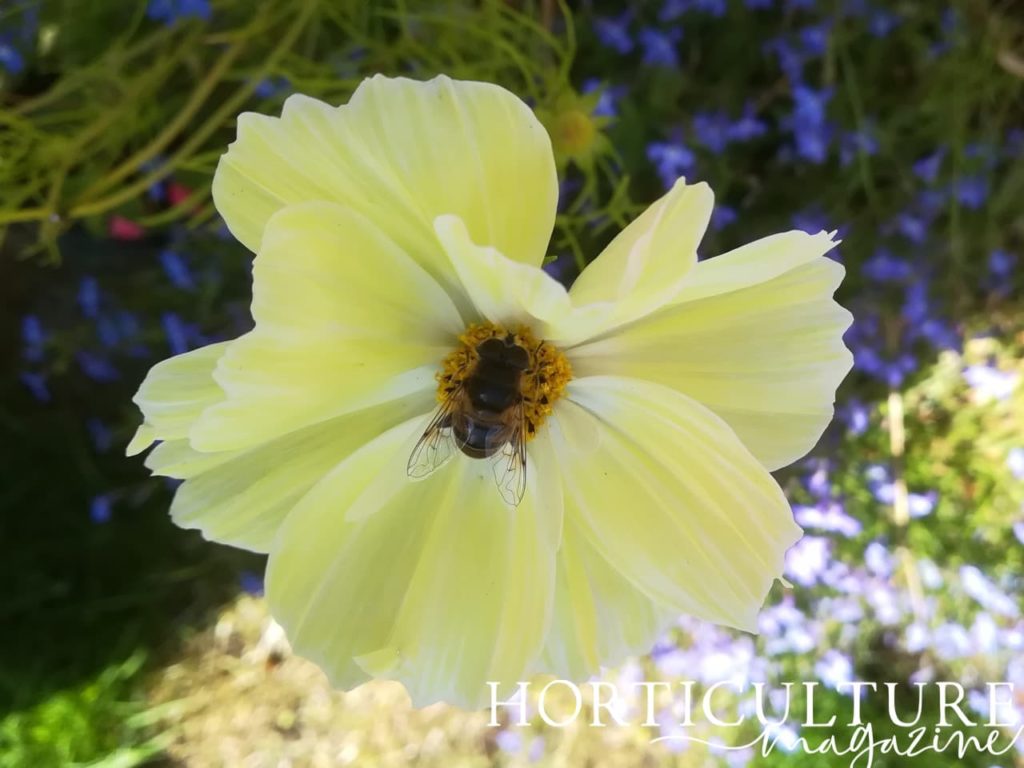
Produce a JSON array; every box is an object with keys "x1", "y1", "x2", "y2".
[{"x1": 407, "y1": 333, "x2": 537, "y2": 506}]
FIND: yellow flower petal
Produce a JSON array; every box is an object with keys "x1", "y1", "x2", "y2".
[
  {"x1": 213, "y1": 75, "x2": 558, "y2": 294},
  {"x1": 552, "y1": 376, "x2": 802, "y2": 633},
  {"x1": 144, "y1": 439, "x2": 233, "y2": 478},
  {"x1": 188, "y1": 201, "x2": 462, "y2": 453},
  {"x1": 126, "y1": 341, "x2": 229, "y2": 456},
  {"x1": 434, "y1": 213, "x2": 572, "y2": 331},
  {"x1": 537, "y1": 515, "x2": 675, "y2": 681},
  {"x1": 267, "y1": 418, "x2": 557, "y2": 708},
  {"x1": 569, "y1": 231, "x2": 853, "y2": 469},
  {"x1": 564, "y1": 179, "x2": 712, "y2": 336},
  {"x1": 153, "y1": 394, "x2": 433, "y2": 552}
]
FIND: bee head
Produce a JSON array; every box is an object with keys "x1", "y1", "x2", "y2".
[{"x1": 477, "y1": 336, "x2": 530, "y2": 371}]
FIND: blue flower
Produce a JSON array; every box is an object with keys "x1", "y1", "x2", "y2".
[
  {"x1": 960, "y1": 566, "x2": 1019, "y2": 618},
  {"x1": 907, "y1": 491, "x2": 937, "y2": 518},
  {"x1": 884, "y1": 354, "x2": 918, "y2": 387},
  {"x1": 785, "y1": 536, "x2": 830, "y2": 587},
  {"x1": 711, "y1": 204, "x2": 737, "y2": 230},
  {"x1": 162, "y1": 312, "x2": 207, "y2": 355},
  {"x1": 19, "y1": 371, "x2": 50, "y2": 402},
  {"x1": 988, "y1": 249, "x2": 1016, "y2": 279},
  {"x1": 791, "y1": 208, "x2": 831, "y2": 234},
  {"x1": 254, "y1": 76, "x2": 292, "y2": 99},
  {"x1": 764, "y1": 38, "x2": 805, "y2": 81},
  {"x1": 542, "y1": 253, "x2": 578, "y2": 288},
  {"x1": 932, "y1": 622, "x2": 971, "y2": 660},
  {"x1": 699, "y1": 0, "x2": 728, "y2": 16},
  {"x1": 839, "y1": 128, "x2": 878, "y2": 167},
  {"x1": 1006, "y1": 447, "x2": 1024, "y2": 480},
  {"x1": 893, "y1": 212, "x2": 928, "y2": 244},
  {"x1": 787, "y1": 85, "x2": 833, "y2": 163},
  {"x1": 140, "y1": 157, "x2": 168, "y2": 202},
  {"x1": 692, "y1": 111, "x2": 732, "y2": 153},
  {"x1": 792, "y1": 84, "x2": 832, "y2": 124},
  {"x1": 594, "y1": 12, "x2": 634, "y2": 55},
  {"x1": 862, "y1": 248, "x2": 911, "y2": 282},
  {"x1": 953, "y1": 176, "x2": 988, "y2": 209},
  {"x1": 0, "y1": 36, "x2": 25, "y2": 74},
  {"x1": 864, "y1": 540, "x2": 893, "y2": 577},
  {"x1": 146, "y1": 0, "x2": 211, "y2": 25},
  {"x1": 802, "y1": 460, "x2": 831, "y2": 498},
  {"x1": 581, "y1": 78, "x2": 626, "y2": 119},
  {"x1": 915, "y1": 317, "x2": 959, "y2": 351},
  {"x1": 867, "y1": 7, "x2": 901, "y2": 37},
  {"x1": 90, "y1": 495, "x2": 113, "y2": 525},
  {"x1": 647, "y1": 141, "x2": 695, "y2": 189},
  {"x1": 159, "y1": 249, "x2": 196, "y2": 290},
  {"x1": 661, "y1": 0, "x2": 727, "y2": 19},
  {"x1": 21, "y1": 315, "x2": 46, "y2": 362},
  {"x1": 798, "y1": 23, "x2": 831, "y2": 56},
  {"x1": 963, "y1": 364, "x2": 1018, "y2": 402},
  {"x1": 77, "y1": 351, "x2": 120, "y2": 382},
  {"x1": 912, "y1": 150, "x2": 945, "y2": 183},
  {"x1": 985, "y1": 250, "x2": 1016, "y2": 295},
  {"x1": 793, "y1": 124, "x2": 831, "y2": 163},
  {"x1": 240, "y1": 570, "x2": 265, "y2": 595},
  {"x1": 794, "y1": 502, "x2": 862, "y2": 537},
  {"x1": 638, "y1": 27, "x2": 682, "y2": 67},
  {"x1": 745, "y1": 0, "x2": 774, "y2": 7},
  {"x1": 726, "y1": 103, "x2": 768, "y2": 142},
  {"x1": 838, "y1": 398, "x2": 870, "y2": 436},
  {"x1": 78, "y1": 276, "x2": 102, "y2": 318},
  {"x1": 900, "y1": 282, "x2": 927, "y2": 322},
  {"x1": 816, "y1": 650, "x2": 854, "y2": 690}
]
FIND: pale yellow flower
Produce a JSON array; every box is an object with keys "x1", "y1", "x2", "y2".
[{"x1": 128, "y1": 75, "x2": 853, "y2": 708}]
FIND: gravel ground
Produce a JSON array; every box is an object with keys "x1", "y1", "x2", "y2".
[{"x1": 146, "y1": 595, "x2": 688, "y2": 767}]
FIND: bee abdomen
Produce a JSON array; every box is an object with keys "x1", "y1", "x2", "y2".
[{"x1": 452, "y1": 418, "x2": 505, "y2": 459}]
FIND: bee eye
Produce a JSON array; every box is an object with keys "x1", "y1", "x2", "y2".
[
  {"x1": 506, "y1": 344, "x2": 530, "y2": 370},
  {"x1": 477, "y1": 338, "x2": 506, "y2": 360}
]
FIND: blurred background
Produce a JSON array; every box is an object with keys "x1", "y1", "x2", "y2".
[{"x1": 1, "y1": 0, "x2": 1023, "y2": 765}]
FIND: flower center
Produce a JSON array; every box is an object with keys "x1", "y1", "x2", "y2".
[
  {"x1": 437, "y1": 322, "x2": 572, "y2": 441},
  {"x1": 553, "y1": 109, "x2": 597, "y2": 157}
]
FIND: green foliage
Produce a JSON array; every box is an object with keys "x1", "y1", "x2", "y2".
[
  {"x1": 1, "y1": 0, "x2": 582, "y2": 260},
  {"x1": 0, "y1": 653, "x2": 164, "y2": 768}
]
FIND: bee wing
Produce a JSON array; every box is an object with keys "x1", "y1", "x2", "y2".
[
  {"x1": 407, "y1": 392, "x2": 462, "y2": 480},
  {"x1": 489, "y1": 404, "x2": 528, "y2": 507}
]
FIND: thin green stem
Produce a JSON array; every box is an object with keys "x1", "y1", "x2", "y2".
[
  {"x1": 79, "y1": 35, "x2": 249, "y2": 201},
  {"x1": 68, "y1": 0, "x2": 318, "y2": 220}
]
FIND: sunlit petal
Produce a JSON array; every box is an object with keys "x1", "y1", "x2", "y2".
[
  {"x1": 569, "y1": 231, "x2": 852, "y2": 469},
  {"x1": 126, "y1": 341, "x2": 229, "y2": 456},
  {"x1": 267, "y1": 419, "x2": 557, "y2": 708},
  {"x1": 559, "y1": 179, "x2": 713, "y2": 344},
  {"x1": 189, "y1": 201, "x2": 461, "y2": 453},
  {"x1": 213, "y1": 75, "x2": 558, "y2": 296},
  {"x1": 151, "y1": 394, "x2": 433, "y2": 552},
  {"x1": 434, "y1": 213, "x2": 572, "y2": 331},
  {"x1": 552, "y1": 376, "x2": 802, "y2": 633},
  {"x1": 538, "y1": 515, "x2": 675, "y2": 681}
]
